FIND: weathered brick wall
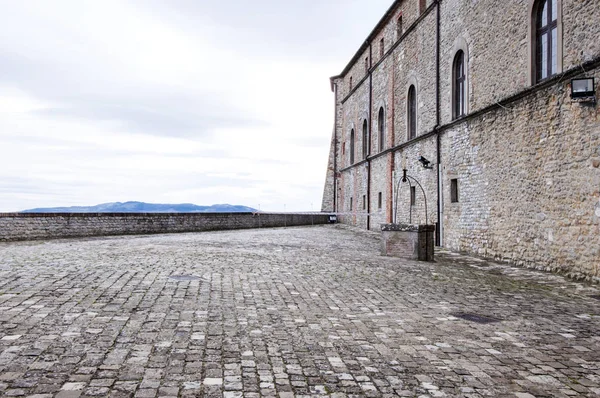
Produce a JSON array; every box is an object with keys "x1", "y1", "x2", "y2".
[
  {"x1": 369, "y1": 155, "x2": 392, "y2": 228},
  {"x1": 394, "y1": 137, "x2": 439, "y2": 226},
  {"x1": 0, "y1": 213, "x2": 331, "y2": 242},
  {"x1": 393, "y1": 10, "x2": 437, "y2": 143},
  {"x1": 333, "y1": 0, "x2": 438, "y2": 231}
]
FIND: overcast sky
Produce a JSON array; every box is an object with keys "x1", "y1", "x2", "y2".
[{"x1": 0, "y1": 0, "x2": 391, "y2": 212}]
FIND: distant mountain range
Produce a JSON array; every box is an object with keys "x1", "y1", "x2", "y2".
[{"x1": 21, "y1": 201, "x2": 258, "y2": 213}]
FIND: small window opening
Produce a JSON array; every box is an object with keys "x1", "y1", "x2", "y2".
[
  {"x1": 407, "y1": 85, "x2": 417, "y2": 140},
  {"x1": 451, "y1": 179, "x2": 459, "y2": 203},
  {"x1": 350, "y1": 129, "x2": 355, "y2": 164},
  {"x1": 410, "y1": 186, "x2": 416, "y2": 206},
  {"x1": 380, "y1": 38, "x2": 384, "y2": 58},
  {"x1": 378, "y1": 107, "x2": 385, "y2": 152},
  {"x1": 349, "y1": 76, "x2": 353, "y2": 91},
  {"x1": 365, "y1": 57, "x2": 369, "y2": 73},
  {"x1": 378, "y1": 192, "x2": 382, "y2": 209},
  {"x1": 362, "y1": 195, "x2": 366, "y2": 210},
  {"x1": 362, "y1": 119, "x2": 369, "y2": 159},
  {"x1": 350, "y1": 197, "x2": 353, "y2": 211},
  {"x1": 397, "y1": 15, "x2": 403, "y2": 39}
]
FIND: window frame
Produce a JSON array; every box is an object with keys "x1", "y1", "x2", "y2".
[
  {"x1": 362, "y1": 119, "x2": 369, "y2": 159},
  {"x1": 536, "y1": 0, "x2": 558, "y2": 82},
  {"x1": 378, "y1": 107, "x2": 386, "y2": 152},
  {"x1": 407, "y1": 85, "x2": 417, "y2": 141},
  {"x1": 349, "y1": 129, "x2": 355, "y2": 165},
  {"x1": 450, "y1": 179, "x2": 459, "y2": 203},
  {"x1": 453, "y1": 50, "x2": 466, "y2": 119},
  {"x1": 529, "y1": 0, "x2": 562, "y2": 85},
  {"x1": 397, "y1": 14, "x2": 403, "y2": 40}
]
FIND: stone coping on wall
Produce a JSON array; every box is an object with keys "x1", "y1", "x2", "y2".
[
  {"x1": 0, "y1": 212, "x2": 331, "y2": 219},
  {"x1": 381, "y1": 223, "x2": 436, "y2": 232},
  {"x1": 0, "y1": 212, "x2": 271, "y2": 217},
  {"x1": 0, "y1": 212, "x2": 332, "y2": 242}
]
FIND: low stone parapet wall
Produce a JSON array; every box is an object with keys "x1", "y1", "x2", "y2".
[{"x1": 0, "y1": 212, "x2": 331, "y2": 242}]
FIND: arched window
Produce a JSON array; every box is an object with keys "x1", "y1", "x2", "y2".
[
  {"x1": 453, "y1": 50, "x2": 466, "y2": 119},
  {"x1": 378, "y1": 107, "x2": 385, "y2": 152},
  {"x1": 362, "y1": 120, "x2": 369, "y2": 159},
  {"x1": 350, "y1": 129, "x2": 355, "y2": 164},
  {"x1": 407, "y1": 85, "x2": 417, "y2": 140},
  {"x1": 535, "y1": 0, "x2": 558, "y2": 82}
]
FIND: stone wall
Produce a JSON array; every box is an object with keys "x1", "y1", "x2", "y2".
[
  {"x1": 323, "y1": 0, "x2": 600, "y2": 280},
  {"x1": 441, "y1": 68, "x2": 600, "y2": 280},
  {"x1": 0, "y1": 213, "x2": 331, "y2": 242}
]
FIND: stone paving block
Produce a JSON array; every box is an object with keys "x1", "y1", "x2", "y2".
[{"x1": 0, "y1": 226, "x2": 599, "y2": 396}]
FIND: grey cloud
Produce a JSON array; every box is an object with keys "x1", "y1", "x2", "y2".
[
  {"x1": 0, "y1": 176, "x2": 83, "y2": 197},
  {"x1": 3, "y1": 134, "x2": 232, "y2": 159},
  {"x1": 136, "y1": 0, "x2": 392, "y2": 63},
  {"x1": 0, "y1": 48, "x2": 267, "y2": 139},
  {"x1": 289, "y1": 136, "x2": 331, "y2": 148},
  {"x1": 32, "y1": 95, "x2": 268, "y2": 138}
]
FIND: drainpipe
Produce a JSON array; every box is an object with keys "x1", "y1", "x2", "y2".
[
  {"x1": 367, "y1": 42, "x2": 373, "y2": 230},
  {"x1": 389, "y1": 45, "x2": 396, "y2": 224},
  {"x1": 333, "y1": 82, "x2": 338, "y2": 213},
  {"x1": 435, "y1": 0, "x2": 443, "y2": 246}
]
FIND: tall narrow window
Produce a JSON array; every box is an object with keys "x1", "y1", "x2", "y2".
[
  {"x1": 535, "y1": 0, "x2": 558, "y2": 82},
  {"x1": 378, "y1": 192, "x2": 382, "y2": 209},
  {"x1": 419, "y1": 0, "x2": 427, "y2": 14},
  {"x1": 349, "y1": 76, "x2": 353, "y2": 91},
  {"x1": 407, "y1": 85, "x2": 417, "y2": 140},
  {"x1": 350, "y1": 129, "x2": 355, "y2": 164},
  {"x1": 350, "y1": 197, "x2": 353, "y2": 211},
  {"x1": 365, "y1": 57, "x2": 369, "y2": 73},
  {"x1": 450, "y1": 179, "x2": 459, "y2": 203},
  {"x1": 397, "y1": 15, "x2": 403, "y2": 39},
  {"x1": 380, "y1": 38, "x2": 385, "y2": 58},
  {"x1": 453, "y1": 50, "x2": 466, "y2": 119},
  {"x1": 362, "y1": 195, "x2": 366, "y2": 210},
  {"x1": 362, "y1": 120, "x2": 369, "y2": 159},
  {"x1": 410, "y1": 186, "x2": 416, "y2": 206},
  {"x1": 378, "y1": 107, "x2": 385, "y2": 152}
]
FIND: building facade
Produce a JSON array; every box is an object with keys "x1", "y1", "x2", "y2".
[{"x1": 321, "y1": 0, "x2": 600, "y2": 280}]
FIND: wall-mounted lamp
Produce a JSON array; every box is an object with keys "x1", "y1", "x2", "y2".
[
  {"x1": 418, "y1": 156, "x2": 433, "y2": 169},
  {"x1": 571, "y1": 77, "x2": 596, "y2": 104}
]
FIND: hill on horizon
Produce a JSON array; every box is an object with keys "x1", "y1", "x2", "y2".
[{"x1": 20, "y1": 201, "x2": 258, "y2": 213}]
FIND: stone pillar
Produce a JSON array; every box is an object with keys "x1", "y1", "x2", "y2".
[{"x1": 381, "y1": 224, "x2": 435, "y2": 261}]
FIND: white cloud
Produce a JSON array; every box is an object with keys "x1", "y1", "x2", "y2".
[{"x1": 0, "y1": 0, "x2": 392, "y2": 212}]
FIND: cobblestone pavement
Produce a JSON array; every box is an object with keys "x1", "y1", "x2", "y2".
[{"x1": 1, "y1": 225, "x2": 600, "y2": 398}]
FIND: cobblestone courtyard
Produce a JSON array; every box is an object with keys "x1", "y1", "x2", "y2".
[{"x1": 1, "y1": 225, "x2": 599, "y2": 398}]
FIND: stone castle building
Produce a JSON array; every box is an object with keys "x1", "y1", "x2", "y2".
[{"x1": 321, "y1": 0, "x2": 600, "y2": 280}]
